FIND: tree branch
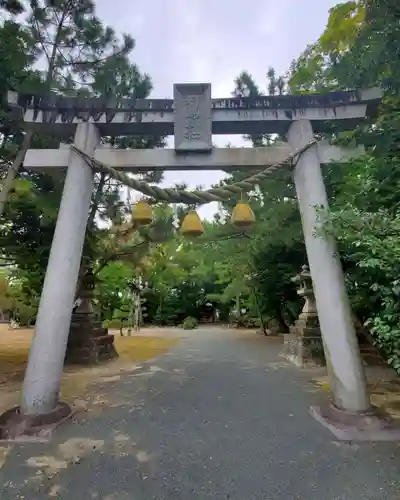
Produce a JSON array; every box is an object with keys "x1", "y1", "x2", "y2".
[
  {"x1": 87, "y1": 172, "x2": 107, "y2": 229},
  {"x1": 33, "y1": 18, "x2": 51, "y2": 66},
  {"x1": 95, "y1": 240, "x2": 149, "y2": 276},
  {"x1": 63, "y1": 46, "x2": 131, "y2": 68}
]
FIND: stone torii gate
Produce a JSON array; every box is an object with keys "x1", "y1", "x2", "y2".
[{"x1": 3, "y1": 83, "x2": 397, "y2": 441}]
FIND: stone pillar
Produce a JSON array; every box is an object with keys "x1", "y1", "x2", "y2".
[
  {"x1": 20, "y1": 122, "x2": 100, "y2": 416},
  {"x1": 287, "y1": 119, "x2": 370, "y2": 413}
]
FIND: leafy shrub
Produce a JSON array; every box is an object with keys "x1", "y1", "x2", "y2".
[
  {"x1": 231, "y1": 315, "x2": 262, "y2": 329},
  {"x1": 326, "y1": 200, "x2": 400, "y2": 373},
  {"x1": 365, "y1": 279, "x2": 400, "y2": 373},
  {"x1": 181, "y1": 316, "x2": 198, "y2": 330},
  {"x1": 103, "y1": 318, "x2": 123, "y2": 329}
]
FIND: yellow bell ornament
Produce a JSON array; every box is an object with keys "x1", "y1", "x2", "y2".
[
  {"x1": 231, "y1": 201, "x2": 255, "y2": 227},
  {"x1": 132, "y1": 200, "x2": 153, "y2": 226},
  {"x1": 180, "y1": 210, "x2": 204, "y2": 237}
]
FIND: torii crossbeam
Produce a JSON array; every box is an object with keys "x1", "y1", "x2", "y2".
[
  {"x1": 8, "y1": 86, "x2": 382, "y2": 137},
  {"x1": 24, "y1": 140, "x2": 364, "y2": 172}
]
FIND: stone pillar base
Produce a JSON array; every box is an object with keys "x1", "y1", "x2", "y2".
[
  {"x1": 310, "y1": 404, "x2": 400, "y2": 441},
  {"x1": 281, "y1": 332, "x2": 325, "y2": 367},
  {"x1": 0, "y1": 402, "x2": 72, "y2": 441}
]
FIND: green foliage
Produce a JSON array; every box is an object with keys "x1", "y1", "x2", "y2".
[
  {"x1": 288, "y1": 1, "x2": 365, "y2": 92},
  {"x1": 181, "y1": 316, "x2": 198, "y2": 330},
  {"x1": 288, "y1": 0, "x2": 400, "y2": 371},
  {"x1": 205, "y1": 0, "x2": 400, "y2": 363},
  {"x1": 230, "y1": 314, "x2": 262, "y2": 329},
  {"x1": 0, "y1": 272, "x2": 13, "y2": 316},
  {"x1": 322, "y1": 154, "x2": 400, "y2": 370},
  {"x1": 103, "y1": 318, "x2": 125, "y2": 329},
  {"x1": 24, "y1": 0, "x2": 134, "y2": 91},
  {"x1": 0, "y1": 268, "x2": 40, "y2": 325},
  {"x1": 0, "y1": 0, "x2": 26, "y2": 15},
  {"x1": 0, "y1": 0, "x2": 165, "y2": 305},
  {"x1": 96, "y1": 262, "x2": 132, "y2": 320}
]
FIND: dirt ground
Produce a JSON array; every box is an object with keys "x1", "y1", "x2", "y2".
[{"x1": 0, "y1": 325, "x2": 181, "y2": 414}]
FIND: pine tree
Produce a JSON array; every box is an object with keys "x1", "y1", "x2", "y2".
[
  {"x1": 0, "y1": 0, "x2": 134, "y2": 215},
  {"x1": 0, "y1": 1, "x2": 163, "y2": 297}
]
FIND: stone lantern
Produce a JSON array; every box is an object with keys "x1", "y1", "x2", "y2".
[
  {"x1": 65, "y1": 260, "x2": 118, "y2": 364},
  {"x1": 293, "y1": 264, "x2": 318, "y2": 328},
  {"x1": 281, "y1": 265, "x2": 325, "y2": 366}
]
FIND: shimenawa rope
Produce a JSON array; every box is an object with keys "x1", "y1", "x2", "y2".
[{"x1": 70, "y1": 139, "x2": 317, "y2": 205}]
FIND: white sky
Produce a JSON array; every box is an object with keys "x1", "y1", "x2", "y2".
[
  {"x1": 94, "y1": 0, "x2": 337, "y2": 218},
  {"x1": 16, "y1": 1, "x2": 338, "y2": 219}
]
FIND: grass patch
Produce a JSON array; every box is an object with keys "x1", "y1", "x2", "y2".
[
  {"x1": 114, "y1": 335, "x2": 179, "y2": 361},
  {"x1": 0, "y1": 325, "x2": 180, "y2": 411},
  {"x1": 313, "y1": 374, "x2": 400, "y2": 421}
]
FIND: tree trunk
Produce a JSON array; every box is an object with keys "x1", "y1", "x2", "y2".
[
  {"x1": 0, "y1": 131, "x2": 34, "y2": 217},
  {"x1": 252, "y1": 287, "x2": 267, "y2": 335},
  {"x1": 275, "y1": 308, "x2": 290, "y2": 333},
  {"x1": 87, "y1": 172, "x2": 107, "y2": 229}
]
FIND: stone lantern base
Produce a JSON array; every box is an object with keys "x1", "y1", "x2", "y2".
[
  {"x1": 65, "y1": 312, "x2": 118, "y2": 365},
  {"x1": 64, "y1": 263, "x2": 118, "y2": 365},
  {"x1": 282, "y1": 314, "x2": 325, "y2": 367},
  {"x1": 282, "y1": 331, "x2": 325, "y2": 367}
]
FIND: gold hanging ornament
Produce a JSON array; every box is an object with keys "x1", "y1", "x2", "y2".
[
  {"x1": 231, "y1": 201, "x2": 255, "y2": 227},
  {"x1": 180, "y1": 210, "x2": 204, "y2": 237},
  {"x1": 131, "y1": 200, "x2": 153, "y2": 226}
]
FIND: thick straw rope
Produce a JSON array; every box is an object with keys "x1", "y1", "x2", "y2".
[{"x1": 70, "y1": 139, "x2": 317, "y2": 204}]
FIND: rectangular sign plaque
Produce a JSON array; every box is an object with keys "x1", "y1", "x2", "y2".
[{"x1": 173, "y1": 83, "x2": 212, "y2": 153}]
